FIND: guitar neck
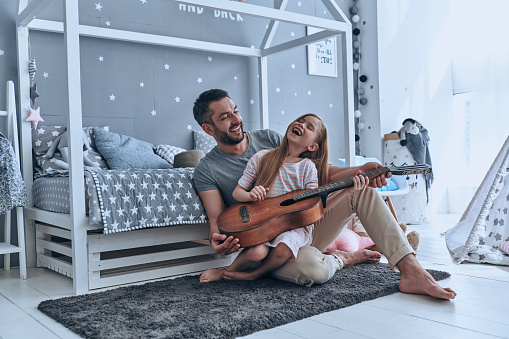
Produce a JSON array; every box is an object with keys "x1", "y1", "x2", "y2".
[{"x1": 291, "y1": 164, "x2": 431, "y2": 204}]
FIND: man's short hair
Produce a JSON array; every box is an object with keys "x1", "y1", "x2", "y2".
[{"x1": 193, "y1": 89, "x2": 230, "y2": 126}]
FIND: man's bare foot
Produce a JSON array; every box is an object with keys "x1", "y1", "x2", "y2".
[
  {"x1": 222, "y1": 270, "x2": 258, "y2": 281},
  {"x1": 325, "y1": 248, "x2": 382, "y2": 266},
  {"x1": 200, "y1": 268, "x2": 225, "y2": 283},
  {"x1": 398, "y1": 254, "x2": 457, "y2": 300}
]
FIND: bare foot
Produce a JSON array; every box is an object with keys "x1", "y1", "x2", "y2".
[
  {"x1": 325, "y1": 249, "x2": 382, "y2": 266},
  {"x1": 222, "y1": 270, "x2": 257, "y2": 281},
  {"x1": 398, "y1": 254, "x2": 457, "y2": 300},
  {"x1": 200, "y1": 268, "x2": 225, "y2": 283}
]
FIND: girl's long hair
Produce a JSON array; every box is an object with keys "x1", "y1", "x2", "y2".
[{"x1": 254, "y1": 113, "x2": 329, "y2": 189}]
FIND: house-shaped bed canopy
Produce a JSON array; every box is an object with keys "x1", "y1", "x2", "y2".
[{"x1": 16, "y1": 0, "x2": 354, "y2": 294}]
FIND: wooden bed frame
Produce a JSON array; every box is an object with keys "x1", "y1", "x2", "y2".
[{"x1": 16, "y1": 0, "x2": 355, "y2": 294}]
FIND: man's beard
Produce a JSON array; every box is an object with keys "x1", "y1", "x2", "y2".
[{"x1": 212, "y1": 122, "x2": 244, "y2": 145}]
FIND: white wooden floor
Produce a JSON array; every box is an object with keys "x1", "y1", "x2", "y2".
[{"x1": 1, "y1": 213, "x2": 508, "y2": 339}]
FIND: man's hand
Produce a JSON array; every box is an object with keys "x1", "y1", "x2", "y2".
[
  {"x1": 359, "y1": 162, "x2": 392, "y2": 188},
  {"x1": 210, "y1": 232, "x2": 241, "y2": 255}
]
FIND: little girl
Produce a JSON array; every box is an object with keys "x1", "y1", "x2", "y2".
[{"x1": 200, "y1": 113, "x2": 368, "y2": 282}]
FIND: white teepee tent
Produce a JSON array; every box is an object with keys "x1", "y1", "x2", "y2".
[{"x1": 445, "y1": 135, "x2": 509, "y2": 265}]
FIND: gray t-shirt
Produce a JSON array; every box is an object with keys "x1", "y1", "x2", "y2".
[{"x1": 193, "y1": 129, "x2": 283, "y2": 207}]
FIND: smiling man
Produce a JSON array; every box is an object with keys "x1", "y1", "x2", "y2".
[{"x1": 192, "y1": 88, "x2": 456, "y2": 300}]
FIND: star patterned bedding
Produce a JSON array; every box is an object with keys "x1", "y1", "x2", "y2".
[
  {"x1": 87, "y1": 168, "x2": 208, "y2": 234},
  {"x1": 32, "y1": 168, "x2": 209, "y2": 233}
]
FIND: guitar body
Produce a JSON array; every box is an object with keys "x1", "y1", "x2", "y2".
[{"x1": 217, "y1": 189, "x2": 323, "y2": 247}]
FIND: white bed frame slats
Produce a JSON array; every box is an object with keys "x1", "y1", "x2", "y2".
[{"x1": 16, "y1": 0, "x2": 354, "y2": 294}]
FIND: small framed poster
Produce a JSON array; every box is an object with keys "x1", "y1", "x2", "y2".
[{"x1": 306, "y1": 27, "x2": 338, "y2": 77}]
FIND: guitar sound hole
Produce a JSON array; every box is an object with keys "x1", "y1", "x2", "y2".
[{"x1": 280, "y1": 199, "x2": 295, "y2": 206}]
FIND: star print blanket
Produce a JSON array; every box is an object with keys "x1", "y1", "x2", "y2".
[{"x1": 86, "y1": 168, "x2": 208, "y2": 234}]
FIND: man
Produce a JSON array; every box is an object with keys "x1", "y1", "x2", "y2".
[{"x1": 193, "y1": 89, "x2": 456, "y2": 299}]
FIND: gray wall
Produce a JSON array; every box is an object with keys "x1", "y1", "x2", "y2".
[{"x1": 0, "y1": 0, "x2": 353, "y2": 267}]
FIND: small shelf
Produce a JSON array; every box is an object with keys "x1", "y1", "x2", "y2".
[{"x1": 0, "y1": 242, "x2": 22, "y2": 255}]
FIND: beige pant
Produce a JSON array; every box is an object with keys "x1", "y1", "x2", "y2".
[{"x1": 272, "y1": 186, "x2": 415, "y2": 286}]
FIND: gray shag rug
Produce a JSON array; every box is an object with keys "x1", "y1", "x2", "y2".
[{"x1": 38, "y1": 262, "x2": 450, "y2": 339}]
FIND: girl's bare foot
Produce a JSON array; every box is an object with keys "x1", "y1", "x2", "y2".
[
  {"x1": 222, "y1": 270, "x2": 258, "y2": 281},
  {"x1": 200, "y1": 268, "x2": 225, "y2": 283}
]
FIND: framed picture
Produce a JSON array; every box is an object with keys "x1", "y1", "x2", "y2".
[{"x1": 306, "y1": 27, "x2": 338, "y2": 77}]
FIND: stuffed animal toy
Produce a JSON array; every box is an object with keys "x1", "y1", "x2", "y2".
[
  {"x1": 397, "y1": 118, "x2": 421, "y2": 146},
  {"x1": 45, "y1": 130, "x2": 100, "y2": 170},
  {"x1": 324, "y1": 217, "x2": 374, "y2": 253},
  {"x1": 325, "y1": 217, "x2": 420, "y2": 253},
  {"x1": 364, "y1": 222, "x2": 420, "y2": 253}
]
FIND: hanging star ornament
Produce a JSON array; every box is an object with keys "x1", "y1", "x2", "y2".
[
  {"x1": 26, "y1": 106, "x2": 44, "y2": 130},
  {"x1": 30, "y1": 83, "x2": 40, "y2": 106}
]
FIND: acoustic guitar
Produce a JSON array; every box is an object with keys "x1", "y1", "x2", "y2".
[{"x1": 217, "y1": 164, "x2": 431, "y2": 247}]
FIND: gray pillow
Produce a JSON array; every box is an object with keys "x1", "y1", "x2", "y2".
[
  {"x1": 193, "y1": 130, "x2": 217, "y2": 154},
  {"x1": 93, "y1": 128, "x2": 171, "y2": 170}
]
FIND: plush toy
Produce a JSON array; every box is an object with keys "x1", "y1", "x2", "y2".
[
  {"x1": 45, "y1": 130, "x2": 100, "y2": 170},
  {"x1": 397, "y1": 118, "x2": 421, "y2": 146},
  {"x1": 364, "y1": 222, "x2": 420, "y2": 253},
  {"x1": 324, "y1": 216, "x2": 374, "y2": 253},
  {"x1": 324, "y1": 228, "x2": 374, "y2": 253},
  {"x1": 325, "y1": 217, "x2": 420, "y2": 253}
]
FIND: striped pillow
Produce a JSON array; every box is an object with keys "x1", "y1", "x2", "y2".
[{"x1": 154, "y1": 144, "x2": 187, "y2": 166}]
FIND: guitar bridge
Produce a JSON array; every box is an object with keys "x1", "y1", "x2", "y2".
[{"x1": 240, "y1": 206, "x2": 250, "y2": 223}]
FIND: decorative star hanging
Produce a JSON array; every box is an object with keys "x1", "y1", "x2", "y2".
[
  {"x1": 26, "y1": 106, "x2": 44, "y2": 130},
  {"x1": 30, "y1": 83, "x2": 40, "y2": 106}
]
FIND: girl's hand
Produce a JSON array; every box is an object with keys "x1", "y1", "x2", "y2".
[
  {"x1": 249, "y1": 185, "x2": 269, "y2": 201},
  {"x1": 347, "y1": 174, "x2": 369, "y2": 194}
]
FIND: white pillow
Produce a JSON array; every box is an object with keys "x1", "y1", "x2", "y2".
[{"x1": 154, "y1": 144, "x2": 187, "y2": 166}]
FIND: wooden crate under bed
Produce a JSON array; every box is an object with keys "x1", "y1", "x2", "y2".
[{"x1": 36, "y1": 222, "x2": 232, "y2": 290}]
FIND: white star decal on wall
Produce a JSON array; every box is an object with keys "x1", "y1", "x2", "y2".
[
  {"x1": 291, "y1": 32, "x2": 295, "y2": 37},
  {"x1": 250, "y1": 45, "x2": 255, "y2": 48},
  {"x1": 298, "y1": 1, "x2": 302, "y2": 6},
  {"x1": 207, "y1": 56, "x2": 212, "y2": 62},
  {"x1": 95, "y1": 3, "x2": 102, "y2": 10},
  {"x1": 234, "y1": 76, "x2": 238, "y2": 80},
  {"x1": 140, "y1": 82, "x2": 144, "y2": 87},
  {"x1": 99, "y1": 56, "x2": 103, "y2": 61},
  {"x1": 308, "y1": 90, "x2": 311, "y2": 95},
  {"x1": 0, "y1": 50, "x2": 4, "y2": 56},
  {"x1": 151, "y1": 110, "x2": 157, "y2": 116},
  {"x1": 291, "y1": 64, "x2": 295, "y2": 69},
  {"x1": 187, "y1": 125, "x2": 192, "y2": 130},
  {"x1": 105, "y1": 21, "x2": 110, "y2": 26},
  {"x1": 109, "y1": 94, "x2": 115, "y2": 101},
  {"x1": 294, "y1": 92, "x2": 297, "y2": 96},
  {"x1": 250, "y1": 99, "x2": 254, "y2": 104},
  {"x1": 197, "y1": 77, "x2": 202, "y2": 83},
  {"x1": 175, "y1": 97, "x2": 180, "y2": 102},
  {"x1": 276, "y1": 87, "x2": 280, "y2": 92},
  {"x1": 329, "y1": 103, "x2": 333, "y2": 108},
  {"x1": 281, "y1": 110, "x2": 285, "y2": 115},
  {"x1": 43, "y1": 72, "x2": 49, "y2": 78},
  {"x1": 164, "y1": 64, "x2": 170, "y2": 70},
  {"x1": 140, "y1": 0, "x2": 147, "y2": 4}
]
